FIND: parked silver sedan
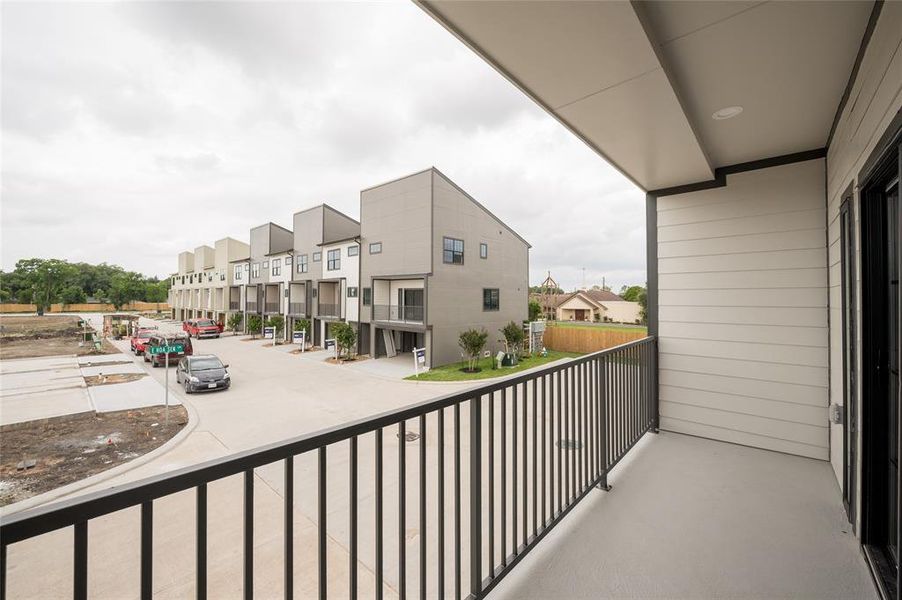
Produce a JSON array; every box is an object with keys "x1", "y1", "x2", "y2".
[{"x1": 175, "y1": 355, "x2": 231, "y2": 393}]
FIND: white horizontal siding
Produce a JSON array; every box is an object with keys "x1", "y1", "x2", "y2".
[
  {"x1": 824, "y1": 2, "x2": 902, "y2": 490},
  {"x1": 657, "y1": 159, "x2": 829, "y2": 459}
]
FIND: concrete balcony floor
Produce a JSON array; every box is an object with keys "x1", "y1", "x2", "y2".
[{"x1": 492, "y1": 431, "x2": 876, "y2": 600}]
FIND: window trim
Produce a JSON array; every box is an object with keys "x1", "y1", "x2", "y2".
[
  {"x1": 327, "y1": 249, "x2": 341, "y2": 271},
  {"x1": 271, "y1": 258, "x2": 281, "y2": 277},
  {"x1": 312, "y1": 251, "x2": 322, "y2": 262},
  {"x1": 348, "y1": 245, "x2": 359, "y2": 257},
  {"x1": 362, "y1": 287, "x2": 372, "y2": 306},
  {"x1": 369, "y1": 242, "x2": 382, "y2": 255},
  {"x1": 296, "y1": 254, "x2": 308, "y2": 274},
  {"x1": 480, "y1": 242, "x2": 488, "y2": 259},
  {"x1": 347, "y1": 286, "x2": 358, "y2": 298}
]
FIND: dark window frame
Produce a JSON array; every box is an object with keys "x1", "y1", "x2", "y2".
[
  {"x1": 348, "y1": 245, "x2": 359, "y2": 257},
  {"x1": 313, "y1": 251, "x2": 322, "y2": 262},
  {"x1": 348, "y1": 286, "x2": 358, "y2": 298},
  {"x1": 480, "y1": 243, "x2": 488, "y2": 259},
  {"x1": 369, "y1": 242, "x2": 382, "y2": 255},
  {"x1": 327, "y1": 249, "x2": 341, "y2": 271},
  {"x1": 443, "y1": 237, "x2": 464, "y2": 265},
  {"x1": 362, "y1": 287, "x2": 372, "y2": 306},
  {"x1": 483, "y1": 288, "x2": 500, "y2": 311}
]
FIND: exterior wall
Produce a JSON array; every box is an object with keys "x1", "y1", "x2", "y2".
[
  {"x1": 603, "y1": 300, "x2": 641, "y2": 323},
  {"x1": 428, "y1": 170, "x2": 530, "y2": 366},
  {"x1": 178, "y1": 251, "x2": 194, "y2": 275},
  {"x1": 322, "y1": 241, "x2": 360, "y2": 323},
  {"x1": 249, "y1": 225, "x2": 271, "y2": 286},
  {"x1": 824, "y1": 3, "x2": 902, "y2": 491},
  {"x1": 359, "y1": 170, "x2": 433, "y2": 324},
  {"x1": 656, "y1": 158, "x2": 829, "y2": 460},
  {"x1": 556, "y1": 296, "x2": 598, "y2": 321},
  {"x1": 323, "y1": 206, "x2": 361, "y2": 244},
  {"x1": 216, "y1": 238, "x2": 250, "y2": 286}
]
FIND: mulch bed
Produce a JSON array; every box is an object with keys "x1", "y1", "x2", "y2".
[{"x1": 0, "y1": 406, "x2": 188, "y2": 506}]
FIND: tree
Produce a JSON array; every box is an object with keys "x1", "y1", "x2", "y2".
[
  {"x1": 458, "y1": 328, "x2": 488, "y2": 372},
  {"x1": 60, "y1": 285, "x2": 87, "y2": 306},
  {"x1": 247, "y1": 314, "x2": 263, "y2": 339},
  {"x1": 619, "y1": 285, "x2": 645, "y2": 303},
  {"x1": 294, "y1": 318, "x2": 311, "y2": 347},
  {"x1": 108, "y1": 272, "x2": 145, "y2": 310},
  {"x1": 266, "y1": 315, "x2": 285, "y2": 343},
  {"x1": 332, "y1": 321, "x2": 357, "y2": 360},
  {"x1": 144, "y1": 279, "x2": 169, "y2": 303},
  {"x1": 500, "y1": 321, "x2": 525, "y2": 358},
  {"x1": 637, "y1": 285, "x2": 648, "y2": 325},
  {"x1": 227, "y1": 312, "x2": 243, "y2": 335},
  {"x1": 16, "y1": 258, "x2": 78, "y2": 314},
  {"x1": 528, "y1": 299, "x2": 542, "y2": 321}
]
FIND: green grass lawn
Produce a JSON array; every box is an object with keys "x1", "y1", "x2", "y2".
[
  {"x1": 550, "y1": 322, "x2": 647, "y2": 333},
  {"x1": 405, "y1": 350, "x2": 582, "y2": 382}
]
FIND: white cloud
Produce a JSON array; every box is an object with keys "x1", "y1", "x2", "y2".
[{"x1": 1, "y1": 1, "x2": 646, "y2": 293}]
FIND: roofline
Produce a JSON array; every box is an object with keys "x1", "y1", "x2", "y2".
[
  {"x1": 319, "y1": 235, "x2": 360, "y2": 247},
  {"x1": 323, "y1": 203, "x2": 360, "y2": 225},
  {"x1": 264, "y1": 249, "x2": 294, "y2": 257},
  {"x1": 431, "y1": 167, "x2": 532, "y2": 248},
  {"x1": 250, "y1": 221, "x2": 292, "y2": 235},
  {"x1": 360, "y1": 167, "x2": 434, "y2": 194}
]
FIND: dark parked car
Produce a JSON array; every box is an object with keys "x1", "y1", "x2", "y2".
[
  {"x1": 144, "y1": 333, "x2": 192, "y2": 367},
  {"x1": 175, "y1": 355, "x2": 231, "y2": 393}
]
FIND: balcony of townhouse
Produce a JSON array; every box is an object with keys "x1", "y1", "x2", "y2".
[
  {"x1": 371, "y1": 276, "x2": 426, "y2": 327},
  {"x1": 228, "y1": 286, "x2": 242, "y2": 311},
  {"x1": 317, "y1": 280, "x2": 342, "y2": 319},
  {"x1": 0, "y1": 338, "x2": 875, "y2": 600},
  {"x1": 288, "y1": 282, "x2": 307, "y2": 317},
  {"x1": 263, "y1": 283, "x2": 282, "y2": 315},
  {"x1": 245, "y1": 285, "x2": 260, "y2": 314}
]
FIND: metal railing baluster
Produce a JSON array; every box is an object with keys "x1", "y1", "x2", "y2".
[
  {"x1": 399, "y1": 421, "x2": 406, "y2": 600},
  {"x1": 141, "y1": 501, "x2": 153, "y2": 600},
  {"x1": 318, "y1": 447, "x2": 327, "y2": 600},
  {"x1": 419, "y1": 415, "x2": 427, "y2": 600},
  {"x1": 349, "y1": 439, "x2": 357, "y2": 600},
  {"x1": 74, "y1": 521, "x2": 87, "y2": 600},
  {"x1": 244, "y1": 470, "x2": 254, "y2": 600},
  {"x1": 376, "y1": 430, "x2": 384, "y2": 600}
]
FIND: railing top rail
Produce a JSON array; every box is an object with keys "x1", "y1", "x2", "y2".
[{"x1": 0, "y1": 335, "x2": 654, "y2": 545}]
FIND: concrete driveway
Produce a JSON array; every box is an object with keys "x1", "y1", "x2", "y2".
[{"x1": 1, "y1": 314, "x2": 483, "y2": 598}]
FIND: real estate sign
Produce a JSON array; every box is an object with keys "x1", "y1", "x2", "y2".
[
  {"x1": 263, "y1": 327, "x2": 274, "y2": 340},
  {"x1": 324, "y1": 338, "x2": 336, "y2": 358},
  {"x1": 412, "y1": 347, "x2": 428, "y2": 377},
  {"x1": 292, "y1": 330, "x2": 306, "y2": 352}
]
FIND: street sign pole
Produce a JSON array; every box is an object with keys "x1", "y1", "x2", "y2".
[{"x1": 165, "y1": 351, "x2": 170, "y2": 426}]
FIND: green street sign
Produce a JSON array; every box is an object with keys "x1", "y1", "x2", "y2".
[{"x1": 150, "y1": 344, "x2": 183, "y2": 354}]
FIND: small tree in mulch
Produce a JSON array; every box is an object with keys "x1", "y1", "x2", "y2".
[
  {"x1": 294, "y1": 318, "x2": 311, "y2": 347},
  {"x1": 247, "y1": 314, "x2": 262, "y2": 340},
  {"x1": 227, "y1": 313, "x2": 243, "y2": 335},
  {"x1": 266, "y1": 315, "x2": 285, "y2": 343},
  {"x1": 458, "y1": 328, "x2": 488, "y2": 372},
  {"x1": 333, "y1": 321, "x2": 357, "y2": 360},
  {"x1": 500, "y1": 320, "x2": 526, "y2": 359}
]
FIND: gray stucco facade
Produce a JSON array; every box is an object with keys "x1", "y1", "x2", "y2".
[{"x1": 361, "y1": 168, "x2": 530, "y2": 367}]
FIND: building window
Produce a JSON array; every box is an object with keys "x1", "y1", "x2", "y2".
[
  {"x1": 296, "y1": 254, "x2": 308, "y2": 274},
  {"x1": 220, "y1": 272, "x2": 226, "y2": 281},
  {"x1": 252, "y1": 263, "x2": 260, "y2": 278},
  {"x1": 234, "y1": 265, "x2": 243, "y2": 281},
  {"x1": 285, "y1": 256, "x2": 292, "y2": 266},
  {"x1": 480, "y1": 243, "x2": 488, "y2": 259},
  {"x1": 272, "y1": 258, "x2": 281, "y2": 276},
  {"x1": 262, "y1": 260, "x2": 269, "y2": 269},
  {"x1": 362, "y1": 287, "x2": 371, "y2": 306},
  {"x1": 369, "y1": 242, "x2": 382, "y2": 254},
  {"x1": 244, "y1": 264, "x2": 249, "y2": 271},
  {"x1": 483, "y1": 288, "x2": 500, "y2": 311},
  {"x1": 443, "y1": 237, "x2": 464, "y2": 265},
  {"x1": 313, "y1": 252, "x2": 322, "y2": 262},
  {"x1": 348, "y1": 286, "x2": 358, "y2": 298},
  {"x1": 348, "y1": 245, "x2": 359, "y2": 257},
  {"x1": 312, "y1": 288, "x2": 317, "y2": 298},
  {"x1": 327, "y1": 249, "x2": 340, "y2": 271}
]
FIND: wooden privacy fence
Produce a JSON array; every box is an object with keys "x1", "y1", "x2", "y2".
[
  {"x1": 0, "y1": 302, "x2": 170, "y2": 314},
  {"x1": 542, "y1": 324, "x2": 647, "y2": 353}
]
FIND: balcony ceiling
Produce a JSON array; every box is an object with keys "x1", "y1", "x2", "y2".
[{"x1": 418, "y1": 0, "x2": 873, "y2": 191}]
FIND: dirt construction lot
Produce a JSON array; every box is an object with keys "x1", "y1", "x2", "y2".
[
  {"x1": 0, "y1": 406, "x2": 187, "y2": 506},
  {"x1": 0, "y1": 314, "x2": 116, "y2": 359}
]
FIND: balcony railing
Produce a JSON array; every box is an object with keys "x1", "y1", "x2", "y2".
[
  {"x1": 373, "y1": 304, "x2": 424, "y2": 323},
  {"x1": 0, "y1": 337, "x2": 656, "y2": 599},
  {"x1": 318, "y1": 303, "x2": 340, "y2": 318},
  {"x1": 289, "y1": 302, "x2": 307, "y2": 316},
  {"x1": 229, "y1": 301, "x2": 241, "y2": 311},
  {"x1": 264, "y1": 302, "x2": 281, "y2": 314}
]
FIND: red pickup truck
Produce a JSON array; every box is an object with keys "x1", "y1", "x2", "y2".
[
  {"x1": 182, "y1": 318, "x2": 223, "y2": 339},
  {"x1": 130, "y1": 327, "x2": 158, "y2": 355}
]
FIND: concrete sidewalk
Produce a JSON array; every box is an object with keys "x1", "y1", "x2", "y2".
[{"x1": 0, "y1": 356, "x2": 92, "y2": 425}]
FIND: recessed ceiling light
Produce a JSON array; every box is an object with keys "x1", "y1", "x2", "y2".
[{"x1": 712, "y1": 106, "x2": 743, "y2": 120}]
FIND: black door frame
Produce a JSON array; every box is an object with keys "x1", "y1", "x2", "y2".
[
  {"x1": 858, "y1": 122, "x2": 901, "y2": 600},
  {"x1": 840, "y1": 186, "x2": 858, "y2": 524}
]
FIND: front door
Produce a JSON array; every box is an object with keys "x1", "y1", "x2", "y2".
[{"x1": 860, "y1": 131, "x2": 900, "y2": 596}]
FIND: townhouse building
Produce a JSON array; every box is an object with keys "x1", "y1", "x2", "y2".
[
  {"x1": 359, "y1": 167, "x2": 530, "y2": 367},
  {"x1": 169, "y1": 238, "x2": 249, "y2": 326},
  {"x1": 246, "y1": 223, "x2": 293, "y2": 331},
  {"x1": 290, "y1": 205, "x2": 360, "y2": 345}
]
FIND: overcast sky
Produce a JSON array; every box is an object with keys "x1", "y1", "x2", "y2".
[{"x1": 1, "y1": 1, "x2": 646, "y2": 292}]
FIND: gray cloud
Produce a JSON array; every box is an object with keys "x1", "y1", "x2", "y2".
[{"x1": 1, "y1": 2, "x2": 645, "y2": 293}]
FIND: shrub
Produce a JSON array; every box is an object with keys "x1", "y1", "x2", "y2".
[
  {"x1": 500, "y1": 321, "x2": 525, "y2": 358},
  {"x1": 266, "y1": 314, "x2": 285, "y2": 342},
  {"x1": 332, "y1": 322, "x2": 357, "y2": 360},
  {"x1": 528, "y1": 299, "x2": 542, "y2": 322},
  {"x1": 247, "y1": 314, "x2": 262, "y2": 339},
  {"x1": 458, "y1": 328, "x2": 488, "y2": 372},
  {"x1": 227, "y1": 312, "x2": 243, "y2": 335}
]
